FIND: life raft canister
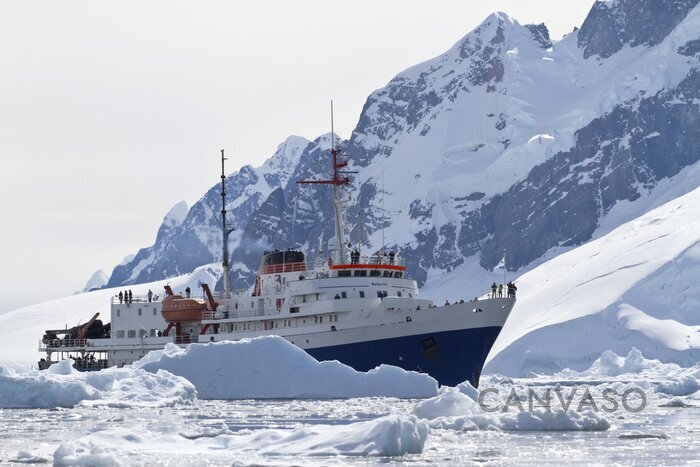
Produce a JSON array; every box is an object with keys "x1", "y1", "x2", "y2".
[{"x1": 275, "y1": 298, "x2": 282, "y2": 311}]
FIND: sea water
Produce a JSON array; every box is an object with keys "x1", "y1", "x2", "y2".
[{"x1": 0, "y1": 394, "x2": 697, "y2": 465}]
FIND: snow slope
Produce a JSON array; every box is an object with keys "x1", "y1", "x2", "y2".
[
  {"x1": 0, "y1": 264, "x2": 221, "y2": 366},
  {"x1": 486, "y1": 185, "x2": 700, "y2": 376}
]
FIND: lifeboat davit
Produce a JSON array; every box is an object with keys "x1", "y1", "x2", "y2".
[{"x1": 161, "y1": 284, "x2": 217, "y2": 323}]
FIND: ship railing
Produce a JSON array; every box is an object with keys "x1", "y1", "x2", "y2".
[
  {"x1": 260, "y1": 261, "x2": 308, "y2": 275},
  {"x1": 353, "y1": 253, "x2": 404, "y2": 267},
  {"x1": 202, "y1": 311, "x2": 215, "y2": 320},
  {"x1": 174, "y1": 335, "x2": 198, "y2": 345},
  {"x1": 38, "y1": 359, "x2": 109, "y2": 371},
  {"x1": 40, "y1": 338, "x2": 89, "y2": 349},
  {"x1": 72, "y1": 359, "x2": 109, "y2": 370},
  {"x1": 476, "y1": 283, "x2": 518, "y2": 300},
  {"x1": 110, "y1": 295, "x2": 161, "y2": 305}
]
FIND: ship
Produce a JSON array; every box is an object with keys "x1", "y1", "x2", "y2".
[{"x1": 39, "y1": 108, "x2": 515, "y2": 387}]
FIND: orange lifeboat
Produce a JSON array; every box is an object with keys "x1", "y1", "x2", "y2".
[{"x1": 161, "y1": 285, "x2": 217, "y2": 323}]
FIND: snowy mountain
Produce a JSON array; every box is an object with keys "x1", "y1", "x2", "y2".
[
  {"x1": 35, "y1": 0, "x2": 696, "y2": 372},
  {"x1": 106, "y1": 136, "x2": 310, "y2": 288},
  {"x1": 108, "y1": 1, "x2": 700, "y2": 295},
  {"x1": 76, "y1": 270, "x2": 109, "y2": 293}
]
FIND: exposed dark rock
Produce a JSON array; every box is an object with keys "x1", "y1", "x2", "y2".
[{"x1": 578, "y1": 0, "x2": 699, "y2": 59}]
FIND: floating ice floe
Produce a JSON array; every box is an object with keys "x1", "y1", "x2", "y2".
[
  {"x1": 0, "y1": 360, "x2": 195, "y2": 408},
  {"x1": 554, "y1": 348, "x2": 700, "y2": 397},
  {"x1": 413, "y1": 386, "x2": 611, "y2": 431},
  {"x1": 53, "y1": 414, "x2": 429, "y2": 462},
  {"x1": 133, "y1": 336, "x2": 438, "y2": 399}
]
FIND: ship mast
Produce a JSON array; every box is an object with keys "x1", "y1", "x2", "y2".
[
  {"x1": 221, "y1": 149, "x2": 234, "y2": 298},
  {"x1": 297, "y1": 101, "x2": 352, "y2": 265}
]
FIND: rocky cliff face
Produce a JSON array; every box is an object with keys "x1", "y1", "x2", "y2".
[{"x1": 108, "y1": 2, "x2": 700, "y2": 295}]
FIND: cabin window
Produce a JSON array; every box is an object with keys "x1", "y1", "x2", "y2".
[
  {"x1": 314, "y1": 316, "x2": 318, "y2": 324},
  {"x1": 139, "y1": 329, "x2": 147, "y2": 337},
  {"x1": 341, "y1": 292, "x2": 347, "y2": 299},
  {"x1": 128, "y1": 330, "x2": 136, "y2": 338},
  {"x1": 319, "y1": 316, "x2": 323, "y2": 323},
  {"x1": 395, "y1": 272, "x2": 403, "y2": 279},
  {"x1": 369, "y1": 270, "x2": 381, "y2": 277},
  {"x1": 116, "y1": 330, "x2": 125, "y2": 338},
  {"x1": 150, "y1": 329, "x2": 157, "y2": 337},
  {"x1": 397, "y1": 291, "x2": 403, "y2": 297},
  {"x1": 359, "y1": 291, "x2": 365, "y2": 298},
  {"x1": 251, "y1": 301, "x2": 254, "y2": 308},
  {"x1": 383, "y1": 271, "x2": 392, "y2": 277},
  {"x1": 377, "y1": 291, "x2": 383, "y2": 298},
  {"x1": 290, "y1": 307, "x2": 300, "y2": 313},
  {"x1": 302, "y1": 295, "x2": 307, "y2": 303},
  {"x1": 153, "y1": 309, "x2": 157, "y2": 316},
  {"x1": 117, "y1": 310, "x2": 120, "y2": 317},
  {"x1": 338, "y1": 270, "x2": 351, "y2": 277},
  {"x1": 316, "y1": 293, "x2": 320, "y2": 301},
  {"x1": 409, "y1": 293, "x2": 413, "y2": 298},
  {"x1": 138, "y1": 309, "x2": 142, "y2": 316}
]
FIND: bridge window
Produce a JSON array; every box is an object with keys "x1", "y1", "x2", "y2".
[
  {"x1": 383, "y1": 271, "x2": 393, "y2": 277},
  {"x1": 290, "y1": 307, "x2": 300, "y2": 313},
  {"x1": 394, "y1": 272, "x2": 403, "y2": 279},
  {"x1": 354, "y1": 270, "x2": 367, "y2": 277},
  {"x1": 338, "y1": 270, "x2": 351, "y2": 277},
  {"x1": 369, "y1": 270, "x2": 381, "y2": 277}
]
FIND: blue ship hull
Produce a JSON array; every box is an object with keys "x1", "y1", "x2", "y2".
[{"x1": 306, "y1": 325, "x2": 503, "y2": 387}]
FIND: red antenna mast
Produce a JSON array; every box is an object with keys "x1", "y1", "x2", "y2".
[
  {"x1": 297, "y1": 101, "x2": 350, "y2": 188},
  {"x1": 297, "y1": 101, "x2": 354, "y2": 265}
]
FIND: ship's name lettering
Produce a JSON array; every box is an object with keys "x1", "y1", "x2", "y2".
[{"x1": 371, "y1": 282, "x2": 388, "y2": 286}]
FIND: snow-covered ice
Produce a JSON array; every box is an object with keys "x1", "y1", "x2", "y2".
[
  {"x1": 0, "y1": 359, "x2": 195, "y2": 408},
  {"x1": 2, "y1": 348, "x2": 698, "y2": 465},
  {"x1": 413, "y1": 386, "x2": 611, "y2": 432},
  {"x1": 134, "y1": 336, "x2": 438, "y2": 399},
  {"x1": 53, "y1": 414, "x2": 428, "y2": 464}
]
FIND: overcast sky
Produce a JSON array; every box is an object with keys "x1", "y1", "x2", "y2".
[{"x1": 0, "y1": 0, "x2": 594, "y2": 313}]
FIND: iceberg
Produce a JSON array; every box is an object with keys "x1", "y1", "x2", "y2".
[
  {"x1": 134, "y1": 336, "x2": 439, "y2": 399},
  {"x1": 0, "y1": 360, "x2": 195, "y2": 409}
]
